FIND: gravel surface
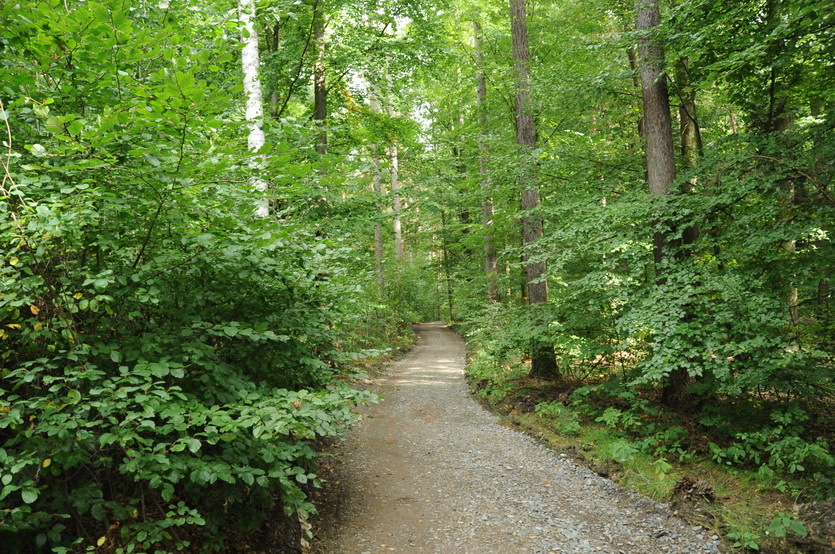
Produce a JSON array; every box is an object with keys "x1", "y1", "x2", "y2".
[{"x1": 312, "y1": 322, "x2": 724, "y2": 553}]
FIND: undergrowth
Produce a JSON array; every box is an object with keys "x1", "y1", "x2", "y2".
[{"x1": 465, "y1": 343, "x2": 834, "y2": 553}]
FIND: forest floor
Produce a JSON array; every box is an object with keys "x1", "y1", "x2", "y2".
[{"x1": 307, "y1": 322, "x2": 723, "y2": 553}]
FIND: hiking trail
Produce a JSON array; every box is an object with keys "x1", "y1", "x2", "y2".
[{"x1": 311, "y1": 322, "x2": 722, "y2": 553}]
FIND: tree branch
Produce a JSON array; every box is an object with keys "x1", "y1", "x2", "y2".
[{"x1": 275, "y1": 0, "x2": 320, "y2": 120}]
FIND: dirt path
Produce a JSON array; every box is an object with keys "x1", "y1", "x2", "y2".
[{"x1": 311, "y1": 322, "x2": 721, "y2": 553}]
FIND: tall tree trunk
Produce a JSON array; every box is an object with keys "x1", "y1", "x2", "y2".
[
  {"x1": 761, "y1": 0, "x2": 800, "y2": 325},
  {"x1": 268, "y1": 23, "x2": 281, "y2": 119},
  {"x1": 510, "y1": 0, "x2": 558, "y2": 379},
  {"x1": 764, "y1": 0, "x2": 792, "y2": 134},
  {"x1": 386, "y1": 64, "x2": 404, "y2": 261},
  {"x1": 811, "y1": 101, "x2": 831, "y2": 317},
  {"x1": 270, "y1": 88, "x2": 279, "y2": 120},
  {"x1": 818, "y1": 267, "x2": 831, "y2": 307},
  {"x1": 627, "y1": 46, "x2": 645, "y2": 141},
  {"x1": 455, "y1": 122, "x2": 471, "y2": 227},
  {"x1": 782, "y1": 181, "x2": 803, "y2": 326},
  {"x1": 474, "y1": 18, "x2": 499, "y2": 303},
  {"x1": 636, "y1": 0, "x2": 676, "y2": 198},
  {"x1": 313, "y1": 3, "x2": 327, "y2": 155},
  {"x1": 370, "y1": 94, "x2": 385, "y2": 294},
  {"x1": 390, "y1": 143, "x2": 403, "y2": 260},
  {"x1": 636, "y1": 0, "x2": 676, "y2": 266},
  {"x1": 675, "y1": 60, "x2": 702, "y2": 169},
  {"x1": 454, "y1": 69, "x2": 471, "y2": 228},
  {"x1": 674, "y1": 58, "x2": 701, "y2": 247},
  {"x1": 239, "y1": 0, "x2": 268, "y2": 217},
  {"x1": 441, "y1": 211, "x2": 455, "y2": 320},
  {"x1": 372, "y1": 148, "x2": 385, "y2": 294},
  {"x1": 635, "y1": 0, "x2": 685, "y2": 407}
]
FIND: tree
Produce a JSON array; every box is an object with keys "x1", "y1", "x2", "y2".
[
  {"x1": 634, "y1": 0, "x2": 689, "y2": 408},
  {"x1": 370, "y1": 92, "x2": 386, "y2": 293},
  {"x1": 474, "y1": 16, "x2": 500, "y2": 303},
  {"x1": 313, "y1": 0, "x2": 328, "y2": 155},
  {"x1": 510, "y1": 0, "x2": 558, "y2": 378},
  {"x1": 0, "y1": 1, "x2": 411, "y2": 550},
  {"x1": 240, "y1": 0, "x2": 269, "y2": 217},
  {"x1": 386, "y1": 62, "x2": 405, "y2": 261},
  {"x1": 635, "y1": 0, "x2": 675, "y2": 204}
]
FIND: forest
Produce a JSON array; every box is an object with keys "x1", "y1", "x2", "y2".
[{"x1": 0, "y1": 0, "x2": 832, "y2": 551}]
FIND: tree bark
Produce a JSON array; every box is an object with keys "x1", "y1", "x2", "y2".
[
  {"x1": 370, "y1": 93, "x2": 385, "y2": 294},
  {"x1": 818, "y1": 267, "x2": 831, "y2": 307},
  {"x1": 510, "y1": 0, "x2": 558, "y2": 379},
  {"x1": 372, "y1": 149, "x2": 385, "y2": 294},
  {"x1": 811, "y1": 101, "x2": 831, "y2": 315},
  {"x1": 675, "y1": 60, "x2": 702, "y2": 169},
  {"x1": 313, "y1": 3, "x2": 327, "y2": 155},
  {"x1": 386, "y1": 64, "x2": 404, "y2": 261},
  {"x1": 441, "y1": 211, "x2": 455, "y2": 320},
  {"x1": 390, "y1": 143, "x2": 403, "y2": 260},
  {"x1": 765, "y1": 0, "x2": 792, "y2": 133},
  {"x1": 269, "y1": 23, "x2": 281, "y2": 118},
  {"x1": 474, "y1": 18, "x2": 499, "y2": 303},
  {"x1": 635, "y1": 0, "x2": 687, "y2": 408},
  {"x1": 760, "y1": 0, "x2": 801, "y2": 326},
  {"x1": 627, "y1": 46, "x2": 645, "y2": 141},
  {"x1": 239, "y1": 0, "x2": 268, "y2": 217},
  {"x1": 636, "y1": 0, "x2": 676, "y2": 269},
  {"x1": 674, "y1": 58, "x2": 701, "y2": 247},
  {"x1": 636, "y1": 0, "x2": 676, "y2": 199}
]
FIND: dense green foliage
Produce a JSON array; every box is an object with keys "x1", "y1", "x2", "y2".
[
  {"x1": 0, "y1": 1, "x2": 407, "y2": 551},
  {"x1": 413, "y1": 0, "x2": 835, "y2": 514},
  {"x1": 2, "y1": 0, "x2": 833, "y2": 550}
]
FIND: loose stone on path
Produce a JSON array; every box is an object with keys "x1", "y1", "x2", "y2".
[{"x1": 312, "y1": 322, "x2": 723, "y2": 554}]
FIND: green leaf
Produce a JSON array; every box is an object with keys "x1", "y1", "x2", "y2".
[
  {"x1": 67, "y1": 389, "x2": 82, "y2": 404},
  {"x1": 32, "y1": 104, "x2": 50, "y2": 117},
  {"x1": 67, "y1": 120, "x2": 83, "y2": 135},
  {"x1": 21, "y1": 487, "x2": 39, "y2": 504},
  {"x1": 0, "y1": 485, "x2": 19, "y2": 501},
  {"x1": 91, "y1": 503, "x2": 106, "y2": 521},
  {"x1": 148, "y1": 363, "x2": 170, "y2": 378},
  {"x1": 789, "y1": 519, "x2": 808, "y2": 536}
]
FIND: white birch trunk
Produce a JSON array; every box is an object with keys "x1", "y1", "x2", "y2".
[{"x1": 239, "y1": 0, "x2": 268, "y2": 217}]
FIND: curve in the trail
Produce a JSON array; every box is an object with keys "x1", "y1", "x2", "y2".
[{"x1": 312, "y1": 322, "x2": 722, "y2": 554}]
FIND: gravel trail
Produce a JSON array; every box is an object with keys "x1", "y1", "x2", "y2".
[{"x1": 312, "y1": 322, "x2": 723, "y2": 553}]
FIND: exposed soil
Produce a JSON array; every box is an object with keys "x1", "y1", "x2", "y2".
[{"x1": 308, "y1": 322, "x2": 722, "y2": 553}]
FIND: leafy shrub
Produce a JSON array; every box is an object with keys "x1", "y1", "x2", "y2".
[
  {"x1": 0, "y1": 3, "x2": 390, "y2": 550},
  {"x1": 0, "y1": 362, "x2": 371, "y2": 551},
  {"x1": 0, "y1": 179, "x2": 378, "y2": 551},
  {"x1": 534, "y1": 401, "x2": 581, "y2": 436}
]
